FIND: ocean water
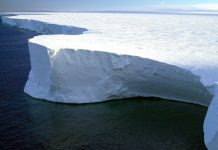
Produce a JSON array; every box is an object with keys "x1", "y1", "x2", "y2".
[{"x1": 0, "y1": 16, "x2": 207, "y2": 150}]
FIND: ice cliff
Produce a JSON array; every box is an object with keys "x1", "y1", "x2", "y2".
[
  {"x1": 25, "y1": 35, "x2": 211, "y2": 104},
  {"x1": 204, "y1": 84, "x2": 218, "y2": 150},
  {"x1": 2, "y1": 14, "x2": 218, "y2": 149},
  {"x1": 2, "y1": 16, "x2": 87, "y2": 35}
]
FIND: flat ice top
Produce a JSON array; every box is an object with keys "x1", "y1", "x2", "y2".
[
  {"x1": 30, "y1": 34, "x2": 148, "y2": 57},
  {"x1": 8, "y1": 13, "x2": 218, "y2": 85},
  {"x1": 9, "y1": 13, "x2": 218, "y2": 66}
]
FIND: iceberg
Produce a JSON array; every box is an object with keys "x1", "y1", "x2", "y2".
[
  {"x1": 2, "y1": 15, "x2": 87, "y2": 35},
  {"x1": 204, "y1": 84, "x2": 218, "y2": 150},
  {"x1": 2, "y1": 13, "x2": 218, "y2": 149},
  {"x1": 25, "y1": 34, "x2": 211, "y2": 104}
]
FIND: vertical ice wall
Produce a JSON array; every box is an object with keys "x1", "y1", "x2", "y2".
[
  {"x1": 204, "y1": 84, "x2": 218, "y2": 150},
  {"x1": 23, "y1": 35, "x2": 212, "y2": 105}
]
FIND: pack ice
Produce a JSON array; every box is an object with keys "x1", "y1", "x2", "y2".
[{"x1": 2, "y1": 13, "x2": 218, "y2": 149}]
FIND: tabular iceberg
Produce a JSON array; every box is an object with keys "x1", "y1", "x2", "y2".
[
  {"x1": 25, "y1": 35, "x2": 211, "y2": 104},
  {"x1": 2, "y1": 13, "x2": 218, "y2": 149},
  {"x1": 2, "y1": 16, "x2": 87, "y2": 35}
]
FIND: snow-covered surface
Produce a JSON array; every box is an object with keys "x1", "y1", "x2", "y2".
[
  {"x1": 2, "y1": 13, "x2": 218, "y2": 86},
  {"x1": 2, "y1": 13, "x2": 218, "y2": 149}
]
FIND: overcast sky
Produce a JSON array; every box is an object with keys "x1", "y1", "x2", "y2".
[{"x1": 1, "y1": 0, "x2": 218, "y2": 12}]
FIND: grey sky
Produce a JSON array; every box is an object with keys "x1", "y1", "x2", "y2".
[{"x1": 1, "y1": 0, "x2": 218, "y2": 12}]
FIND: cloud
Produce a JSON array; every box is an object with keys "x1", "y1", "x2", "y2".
[
  {"x1": 142, "y1": 4, "x2": 218, "y2": 12},
  {"x1": 193, "y1": 4, "x2": 218, "y2": 11}
]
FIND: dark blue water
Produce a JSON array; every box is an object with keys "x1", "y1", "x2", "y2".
[{"x1": 0, "y1": 18, "x2": 207, "y2": 150}]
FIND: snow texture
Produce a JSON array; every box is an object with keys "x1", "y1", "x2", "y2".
[{"x1": 2, "y1": 13, "x2": 218, "y2": 87}]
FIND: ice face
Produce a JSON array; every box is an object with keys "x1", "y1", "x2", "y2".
[
  {"x1": 204, "y1": 84, "x2": 218, "y2": 150},
  {"x1": 24, "y1": 34, "x2": 211, "y2": 104}
]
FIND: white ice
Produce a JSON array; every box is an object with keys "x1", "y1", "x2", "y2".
[
  {"x1": 23, "y1": 34, "x2": 211, "y2": 104},
  {"x1": 3, "y1": 13, "x2": 218, "y2": 86}
]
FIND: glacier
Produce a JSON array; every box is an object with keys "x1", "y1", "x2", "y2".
[{"x1": 2, "y1": 13, "x2": 218, "y2": 149}]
